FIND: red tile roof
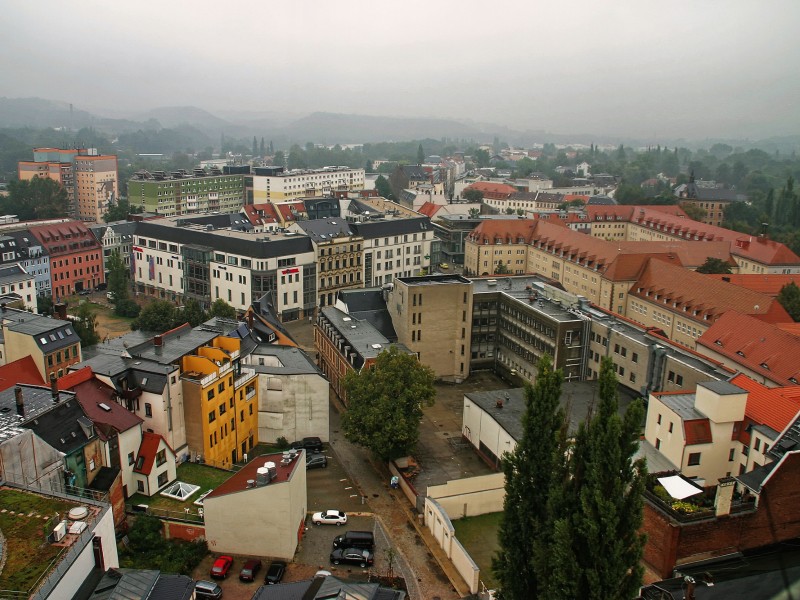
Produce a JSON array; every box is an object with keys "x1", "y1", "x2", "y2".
[
  {"x1": 417, "y1": 202, "x2": 442, "y2": 218},
  {"x1": 57, "y1": 366, "x2": 94, "y2": 390},
  {"x1": 465, "y1": 182, "x2": 518, "y2": 199},
  {"x1": 205, "y1": 453, "x2": 301, "y2": 499},
  {"x1": 776, "y1": 322, "x2": 800, "y2": 337},
  {"x1": 275, "y1": 202, "x2": 306, "y2": 223},
  {"x1": 586, "y1": 205, "x2": 688, "y2": 221},
  {"x1": 702, "y1": 274, "x2": 800, "y2": 297},
  {"x1": 626, "y1": 210, "x2": 800, "y2": 266},
  {"x1": 0, "y1": 356, "x2": 45, "y2": 391},
  {"x1": 697, "y1": 312, "x2": 800, "y2": 385},
  {"x1": 684, "y1": 419, "x2": 713, "y2": 445},
  {"x1": 469, "y1": 219, "x2": 736, "y2": 282},
  {"x1": 241, "y1": 204, "x2": 279, "y2": 226},
  {"x1": 732, "y1": 374, "x2": 800, "y2": 434},
  {"x1": 134, "y1": 432, "x2": 173, "y2": 475},
  {"x1": 630, "y1": 260, "x2": 791, "y2": 325}
]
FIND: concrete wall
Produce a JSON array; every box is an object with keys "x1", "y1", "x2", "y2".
[
  {"x1": 256, "y1": 371, "x2": 330, "y2": 443},
  {"x1": 427, "y1": 473, "x2": 505, "y2": 519},
  {"x1": 0, "y1": 430, "x2": 63, "y2": 489},
  {"x1": 462, "y1": 397, "x2": 517, "y2": 468},
  {"x1": 203, "y1": 463, "x2": 307, "y2": 559},
  {"x1": 424, "y1": 497, "x2": 480, "y2": 594}
]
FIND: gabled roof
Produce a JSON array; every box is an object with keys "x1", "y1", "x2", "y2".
[
  {"x1": 134, "y1": 432, "x2": 173, "y2": 475},
  {"x1": 466, "y1": 182, "x2": 517, "y2": 198},
  {"x1": 731, "y1": 374, "x2": 800, "y2": 434},
  {"x1": 698, "y1": 312, "x2": 800, "y2": 385},
  {"x1": 241, "y1": 203, "x2": 280, "y2": 226},
  {"x1": 70, "y1": 375, "x2": 143, "y2": 435},
  {"x1": 0, "y1": 356, "x2": 45, "y2": 391},
  {"x1": 630, "y1": 260, "x2": 791, "y2": 325},
  {"x1": 417, "y1": 202, "x2": 442, "y2": 218},
  {"x1": 56, "y1": 366, "x2": 94, "y2": 390}
]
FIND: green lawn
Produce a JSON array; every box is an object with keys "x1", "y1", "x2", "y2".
[
  {"x1": 452, "y1": 512, "x2": 503, "y2": 591},
  {"x1": 0, "y1": 488, "x2": 75, "y2": 594},
  {"x1": 128, "y1": 462, "x2": 234, "y2": 511},
  {"x1": 126, "y1": 447, "x2": 286, "y2": 514}
]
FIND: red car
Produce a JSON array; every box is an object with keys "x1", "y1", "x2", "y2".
[{"x1": 210, "y1": 555, "x2": 234, "y2": 579}]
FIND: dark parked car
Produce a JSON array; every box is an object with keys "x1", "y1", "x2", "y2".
[
  {"x1": 210, "y1": 555, "x2": 233, "y2": 579},
  {"x1": 195, "y1": 580, "x2": 223, "y2": 599},
  {"x1": 306, "y1": 453, "x2": 327, "y2": 469},
  {"x1": 330, "y1": 547, "x2": 374, "y2": 568},
  {"x1": 264, "y1": 560, "x2": 286, "y2": 584},
  {"x1": 239, "y1": 558, "x2": 262, "y2": 582},
  {"x1": 291, "y1": 437, "x2": 323, "y2": 452}
]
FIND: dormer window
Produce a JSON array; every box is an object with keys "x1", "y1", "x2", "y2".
[
  {"x1": 737, "y1": 350, "x2": 745, "y2": 357},
  {"x1": 760, "y1": 363, "x2": 770, "y2": 370},
  {"x1": 715, "y1": 339, "x2": 723, "y2": 346}
]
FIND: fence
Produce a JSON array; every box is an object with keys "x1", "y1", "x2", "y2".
[
  {"x1": 427, "y1": 473, "x2": 505, "y2": 519},
  {"x1": 423, "y1": 497, "x2": 480, "y2": 594},
  {"x1": 126, "y1": 503, "x2": 205, "y2": 524}
]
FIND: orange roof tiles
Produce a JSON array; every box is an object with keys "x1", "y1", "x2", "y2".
[
  {"x1": 417, "y1": 202, "x2": 442, "y2": 218},
  {"x1": 697, "y1": 312, "x2": 800, "y2": 385},
  {"x1": 242, "y1": 204, "x2": 279, "y2": 226},
  {"x1": 630, "y1": 260, "x2": 791, "y2": 325},
  {"x1": 703, "y1": 274, "x2": 800, "y2": 297},
  {"x1": 0, "y1": 356, "x2": 45, "y2": 392},
  {"x1": 465, "y1": 182, "x2": 518, "y2": 199},
  {"x1": 731, "y1": 374, "x2": 800, "y2": 434},
  {"x1": 57, "y1": 367, "x2": 94, "y2": 391}
]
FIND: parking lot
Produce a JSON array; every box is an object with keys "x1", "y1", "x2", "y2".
[{"x1": 191, "y1": 443, "x2": 382, "y2": 599}]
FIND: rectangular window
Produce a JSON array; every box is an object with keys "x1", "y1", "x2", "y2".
[
  {"x1": 754, "y1": 438, "x2": 761, "y2": 452},
  {"x1": 145, "y1": 403, "x2": 152, "y2": 417},
  {"x1": 128, "y1": 452, "x2": 135, "y2": 466},
  {"x1": 208, "y1": 411, "x2": 216, "y2": 423},
  {"x1": 676, "y1": 374, "x2": 684, "y2": 386},
  {"x1": 668, "y1": 422, "x2": 673, "y2": 433},
  {"x1": 156, "y1": 449, "x2": 166, "y2": 466},
  {"x1": 207, "y1": 389, "x2": 215, "y2": 400},
  {"x1": 728, "y1": 448, "x2": 735, "y2": 461},
  {"x1": 687, "y1": 452, "x2": 701, "y2": 466},
  {"x1": 632, "y1": 352, "x2": 639, "y2": 363},
  {"x1": 655, "y1": 438, "x2": 661, "y2": 450},
  {"x1": 157, "y1": 471, "x2": 168, "y2": 487}
]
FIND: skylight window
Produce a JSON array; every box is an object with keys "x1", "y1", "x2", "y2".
[{"x1": 40, "y1": 337, "x2": 47, "y2": 344}]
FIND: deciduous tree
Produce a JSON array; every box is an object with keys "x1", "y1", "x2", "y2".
[
  {"x1": 777, "y1": 281, "x2": 800, "y2": 322},
  {"x1": 209, "y1": 298, "x2": 237, "y2": 319},
  {"x1": 2, "y1": 177, "x2": 69, "y2": 220},
  {"x1": 132, "y1": 300, "x2": 177, "y2": 333},
  {"x1": 696, "y1": 257, "x2": 733, "y2": 274},
  {"x1": 341, "y1": 346, "x2": 435, "y2": 461},
  {"x1": 73, "y1": 302, "x2": 100, "y2": 347}
]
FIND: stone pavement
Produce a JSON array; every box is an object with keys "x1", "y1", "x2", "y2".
[{"x1": 285, "y1": 318, "x2": 472, "y2": 599}]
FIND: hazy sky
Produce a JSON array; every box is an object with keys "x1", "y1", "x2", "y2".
[{"x1": 2, "y1": 0, "x2": 799, "y2": 139}]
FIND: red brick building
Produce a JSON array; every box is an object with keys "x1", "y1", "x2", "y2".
[
  {"x1": 643, "y1": 451, "x2": 800, "y2": 578},
  {"x1": 28, "y1": 220, "x2": 104, "y2": 298}
]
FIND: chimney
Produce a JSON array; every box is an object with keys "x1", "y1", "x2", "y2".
[
  {"x1": 14, "y1": 386, "x2": 24, "y2": 417},
  {"x1": 0, "y1": 303, "x2": 6, "y2": 312},
  {"x1": 714, "y1": 476, "x2": 736, "y2": 517},
  {"x1": 247, "y1": 312, "x2": 254, "y2": 329},
  {"x1": 54, "y1": 302, "x2": 68, "y2": 320},
  {"x1": 50, "y1": 372, "x2": 59, "y2": 403},
  {"x1": 153, "y1": 334, "x2": 163, "y2": 347}
]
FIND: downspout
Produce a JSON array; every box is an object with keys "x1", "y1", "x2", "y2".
[{"x1": 165, "y1": 369, "x2": 173, "y2": 433}]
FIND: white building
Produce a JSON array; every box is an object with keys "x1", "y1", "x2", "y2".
[
  {"x1": 132, "y1": 217, "x2": 317, "y2": 317},
  {"x1": 252, "y1": 166, "x2": 365, "y2": 202}
]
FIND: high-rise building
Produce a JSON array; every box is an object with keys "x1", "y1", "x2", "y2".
[
  {"x1": 128, "y1": 168, "x2": 246, "y2": 216},
  {"x1": 73, "y1": 154, "x2": 119, "y2": 223},
  {"x1": 18, "y1": 148, "x2": 119, "y2": 223}
]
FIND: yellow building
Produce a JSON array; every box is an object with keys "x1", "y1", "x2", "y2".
[
  {"x1": 73, "y1": 155, "x2": 119, "y2": 223},
  {"x1": 181, "y1": 336, "x2": 258, "y2": 468}
]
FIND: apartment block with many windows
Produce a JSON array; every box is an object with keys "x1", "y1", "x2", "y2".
[
  {"x1": 252, "y1": 166, "x2": 364, "y2": 202},
  {"x1": 128, "y1": 168, "x2": 246, "y2": 216}
]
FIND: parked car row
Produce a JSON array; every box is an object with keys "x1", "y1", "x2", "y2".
[
  {"x1": 329, "y1": 530, "x2": 376, "y2": 568},
  {"x1": 201, "y1": 553, "x2": 286, "y2": 597}
]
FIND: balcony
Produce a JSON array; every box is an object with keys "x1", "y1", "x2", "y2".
[{"x1": 235, "y1": 367, "x2": 256, "y2": 389}]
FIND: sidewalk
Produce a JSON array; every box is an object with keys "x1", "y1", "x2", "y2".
[{"x1": 329, "y1": 403, "x2": 462, "y2": 600}]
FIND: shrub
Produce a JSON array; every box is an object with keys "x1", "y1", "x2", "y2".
[{"x1": 276, "y1": 436, "x2": 289, "y2": 449}]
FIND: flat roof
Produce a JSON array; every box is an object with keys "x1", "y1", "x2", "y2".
[
  {"x1": 319, "y1": 307, "x2": 391, "y2": 360},
  {"x1": 465, "y1": 380, "x2": 637, "y2": 440},
  {"x1": 205, "y1": 452, "x2": 301, "y2": 500}
]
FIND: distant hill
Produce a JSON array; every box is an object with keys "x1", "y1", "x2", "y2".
[
  {"x1": 134, "y1": 106, "x2": 233, "y2": 132},
  {"x1": 280, "y1": 112, "x2": 485, "y2": 144}
]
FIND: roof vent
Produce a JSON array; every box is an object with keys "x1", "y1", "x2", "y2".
[{"x1": 98, "y1": 403, "x2": 111, "y2": 412}]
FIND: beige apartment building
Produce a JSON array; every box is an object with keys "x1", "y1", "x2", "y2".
[
  {"x1": 386, "y1": 275, "x2": 473, "y2": 382},
  {"x1": 73, "y1": 155, "x2": 119, "y2": 222},
  {"x1": 464, "y1": 219, "x2": 733, "y2": 317},
  {"x1": 585, "y1": 205, "x2": 800, "y2": 274},
  {"x1": 625, "y1": 259, "x2": 791, "y2": 348}
]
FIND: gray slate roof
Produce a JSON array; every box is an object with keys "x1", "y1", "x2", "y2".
[{"x1": 250, "y1": 345, "x2": 322, "y2": 376}]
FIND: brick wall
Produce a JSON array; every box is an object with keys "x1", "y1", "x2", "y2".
[
  {"x1": 644, "y1": 452, "x2": 800, "y2": 577},
  {"x1": 163, "y1": 520, "x2": 206, "y2": 542}
]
